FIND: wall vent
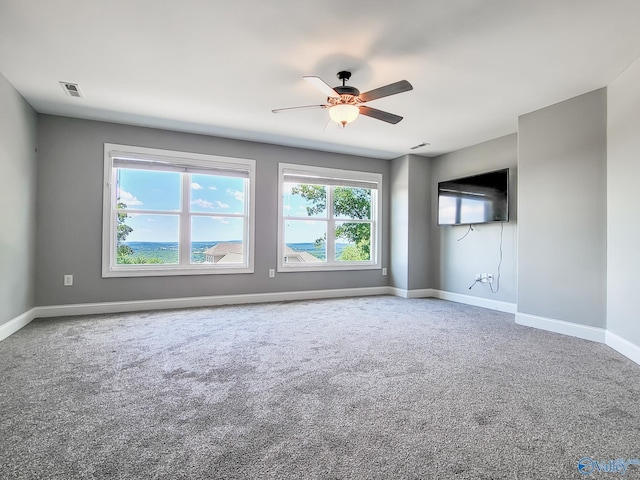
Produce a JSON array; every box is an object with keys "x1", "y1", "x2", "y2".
[
  {"x1": 59, "y1": 82, "x2": 83, "y2": 98},
  {"x1": 410, "y1": 142, "x2": 430, "y2": 150}
]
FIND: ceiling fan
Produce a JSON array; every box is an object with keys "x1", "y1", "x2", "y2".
[{"x1": 272, "y1": 71, "x2": 413, "y2": 127}]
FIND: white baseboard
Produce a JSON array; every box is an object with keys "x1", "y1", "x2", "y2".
[
  {"x1": 34, "y1": 286, "x2": 391, "y2": 319},
  {"x1": 515, "y1": 312, "x2": 606, "y2": 343},
  {"x1": 606, "y1": 331, "x2": 640, "y2": 366},
  {"x1": 407, "y1": 288, "x2": 436, "y2": 299},
  {"x1": 387, "y1": 287, "x2": 409, "y2": 298},
  {"x1": 432, "y1": 290, "x2": 517, "y2": 314},
  {"x1": 386, "y1": 288, "x2": 516, "y2": 314},
  {"x1": 0, "y1": 308, "x2": 38, "y2": 342},
  {"x1": 387, "y1": 287, "x2": 435, "y2": 299}
]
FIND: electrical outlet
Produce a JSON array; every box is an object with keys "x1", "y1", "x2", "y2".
[
  {"x1": 475, "y1": 273, "x2": 482, "y2": 281},
  {"x1": 382, "y1": 268, "x2": 387, "y2": 276},
  {"x1": 480, "y1": 273, "x2": 488, "y2": 283},
  {"x1": 268, "y1": 269, "x2": 275, "y2": 278},
  {"x1": 63, "y1": 274, "x2": 73, "y2": 286},
  {"x1": 487, "y1": 274, "x2": 494, "y2": 283}
]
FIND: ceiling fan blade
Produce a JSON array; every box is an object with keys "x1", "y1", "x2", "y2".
[
  {"x1": 359, "y1": 106, "x2": 403, "y2": 124},
  {"x1": 303, "y1": 76, "x2": 341, "y2": 98},
  {"x1": 359, "y1": 80, "x2": 413, "y2": 103},
  {"x1": 272, "y1": 104, "x2": 328, "y2": 113}
]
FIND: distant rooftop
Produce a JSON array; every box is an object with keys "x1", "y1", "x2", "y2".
[{"x1": 204, "y1": 243, "x2": 322, "y2": 263}]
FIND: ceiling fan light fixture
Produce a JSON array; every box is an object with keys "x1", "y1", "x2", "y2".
[{"x1": 329, "y1": 104, "x2": 359, "y2": 127}]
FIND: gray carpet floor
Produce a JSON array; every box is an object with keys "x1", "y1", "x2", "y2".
[{"x1": 1, "y1": 296, "x2": 639, "y2": 479}]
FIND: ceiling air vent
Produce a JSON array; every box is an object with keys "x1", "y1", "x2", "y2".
[
  {"x1": 59, "y1": 82, "x2": 83, "y2": 98},
  {"x1": 410, "y1": 142, "x2": 430, "y2": 150}
]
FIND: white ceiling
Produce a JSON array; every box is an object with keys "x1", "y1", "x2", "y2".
[{"x1": 1, "y1": 0, "x2": 640, "y2": 159}]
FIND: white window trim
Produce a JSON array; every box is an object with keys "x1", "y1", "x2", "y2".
[
  {"x1": 102, "y1": 143, "x2": 255, "y2": 277},
  {"x1": 277, "y1": 163, "x2": 382, "y2": 272}
]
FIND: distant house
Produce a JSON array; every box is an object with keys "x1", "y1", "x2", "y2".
[
  {"x1": 283, "y1": 246, "x2": 322, "y2": 263},
  {"x1": 204, "y1": 243, "x2": 322, "y2": 263},
  {"x1": 204, "y1": 242, "x2": 244, "y2": 263}
]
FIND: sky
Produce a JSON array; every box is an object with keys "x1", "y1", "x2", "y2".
[
  {"x1": 282, "y1": 183, "x2": 327, "y2": 244},
  {"x1": 117, "y1": 169, "x2": 246, "y2": 242},
  {"x1": 117, "y1": 170, "x2": 368, "y2": 245}
]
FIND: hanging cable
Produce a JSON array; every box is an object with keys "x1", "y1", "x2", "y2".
[
  {"x1": 457, "y1": 224, "x2": 474, "y2": 241},
  {"x1": 489, "y1": 222, "x2": 504, "y2": 294}
]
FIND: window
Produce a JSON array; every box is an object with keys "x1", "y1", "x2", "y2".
[
  {"x1": 102, "y1": 144, "x2": 255, "y2": 277},
  {"x1": 278, "y1": 163, "x2": 382, "y2": 272}
]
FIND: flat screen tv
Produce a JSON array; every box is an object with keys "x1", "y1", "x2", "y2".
[{"x1": 438, "y1": 168, "x2": 509, "y2": 225}]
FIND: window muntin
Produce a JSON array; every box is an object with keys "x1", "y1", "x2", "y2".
[
  {"x1": 278, "y1": 164, "x2": 381, "y2": 271},
  {"x1": 103, "y1": 144, "x2": 255, "y2": 277}
]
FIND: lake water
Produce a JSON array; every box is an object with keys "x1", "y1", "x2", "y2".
[{"x1": 122, "y1": 241, "x2": 346, "y2": 263}]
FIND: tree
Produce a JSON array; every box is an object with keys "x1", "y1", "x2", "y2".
[
  {"x1": 116, "y1": 201, "x2": 134, "y2": 257},
  {"x1": 290, "y1": 185, "x2": 371, "y2": 260},
  {"x1": 116, "y1": 200, "x2": 164, "y2": 265}
]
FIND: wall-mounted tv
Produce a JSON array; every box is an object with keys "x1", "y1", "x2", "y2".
[{"x1": 438, "y1": 168, "x2": 509, "y2": 225}]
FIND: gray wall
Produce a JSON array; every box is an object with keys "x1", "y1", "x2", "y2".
[
  {"x1": 389, "y1": 154, "x2": 431, "y2": 291},
  {"x1": 407, "y1": 156, "x2": 431, "y2": 291},
  {"x1": 517, "y1": 89, "x2": 607, "y2": 327},
  {"x1": 429, "y1": 134, "x2": 518, "y2": 304},
  {"x1": 35, "y1": 115, "x2": 390, "y2": 306},
  {"x1": 390, "y1": 156, "x2": 409, "y2": 290},
  {"x1": 607, "y1": 58, "x2": 640, "y2": 346},
  {"x1": 0, "y1": 73, "x2": 38, "y2": 325}
]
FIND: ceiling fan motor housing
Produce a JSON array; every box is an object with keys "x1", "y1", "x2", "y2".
[
  {"x1": 329, "y1": 86, "x2": 361, "y2": 106},
  {"x1": 334, "y1": 86, "x2": 360, "y2": 96},
  {"x1": 331, "y1": 71, "x2": 360, "y2": 104}
]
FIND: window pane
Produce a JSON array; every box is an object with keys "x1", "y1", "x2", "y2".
[
  {"x1": 191, "y1": 174, "x2": 245, "y2": 214},
  {"x1": 191, "y1": 216, "x2": 245, "y2": 264},
  {"x1": 116, "y1": 168, "x2": 181, "y2": 211},
  {"x1": 283, "y1": 183, "x2": 326, "y2": 218},
  {"x1": 335, "y1": 222, "x2": 371, "y2": 262},
  {"x1": 333, "y1": 186, "x2": 371, "y2": 220},
  {"x1": 116, "y1": 214, "x2": 179, "y2": 264},
  {"x1": 284, "y1": 220, "x2": 326, "y2": 263}
]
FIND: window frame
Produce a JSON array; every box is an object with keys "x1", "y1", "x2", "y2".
[
  {"x1": 102, "y1": 143, "x2": 255, "y2": 277},
  {"x1": 278, "y1": 163, "x2": 382, "y2": 272}
]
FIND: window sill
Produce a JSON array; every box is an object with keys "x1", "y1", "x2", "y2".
[
  {"x1": 102, "y1": 265, "x2": 254, "y2": 278},
  {"x1": 277, "y1": 263, "x2": 380, "y2": 273}
]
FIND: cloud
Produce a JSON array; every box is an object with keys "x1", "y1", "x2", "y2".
[
  {"x1": 211, "y1": 217, "x2": 230, "y2": 224},
  {"x1": 191, "y1": 182, "x2": 203, "y2": 190},
  {"x1": 118, "y1": 189, "x2": 143, "y2": 206},
  {"x1": 208, "y1": 186, "x2": 218, "y2": 191},
  {"x1": 227, "y1": 189, "x2": 244, "y2": 202},
  {"x1": 191, "y1": 198, "x2": 215, "y2": 209},
  {"x1": 216, "y1": 200, "x2": 229, "y2": 209},
  {"x1": 283, "y1": 205, "x2": 292, "y2": 211}
]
